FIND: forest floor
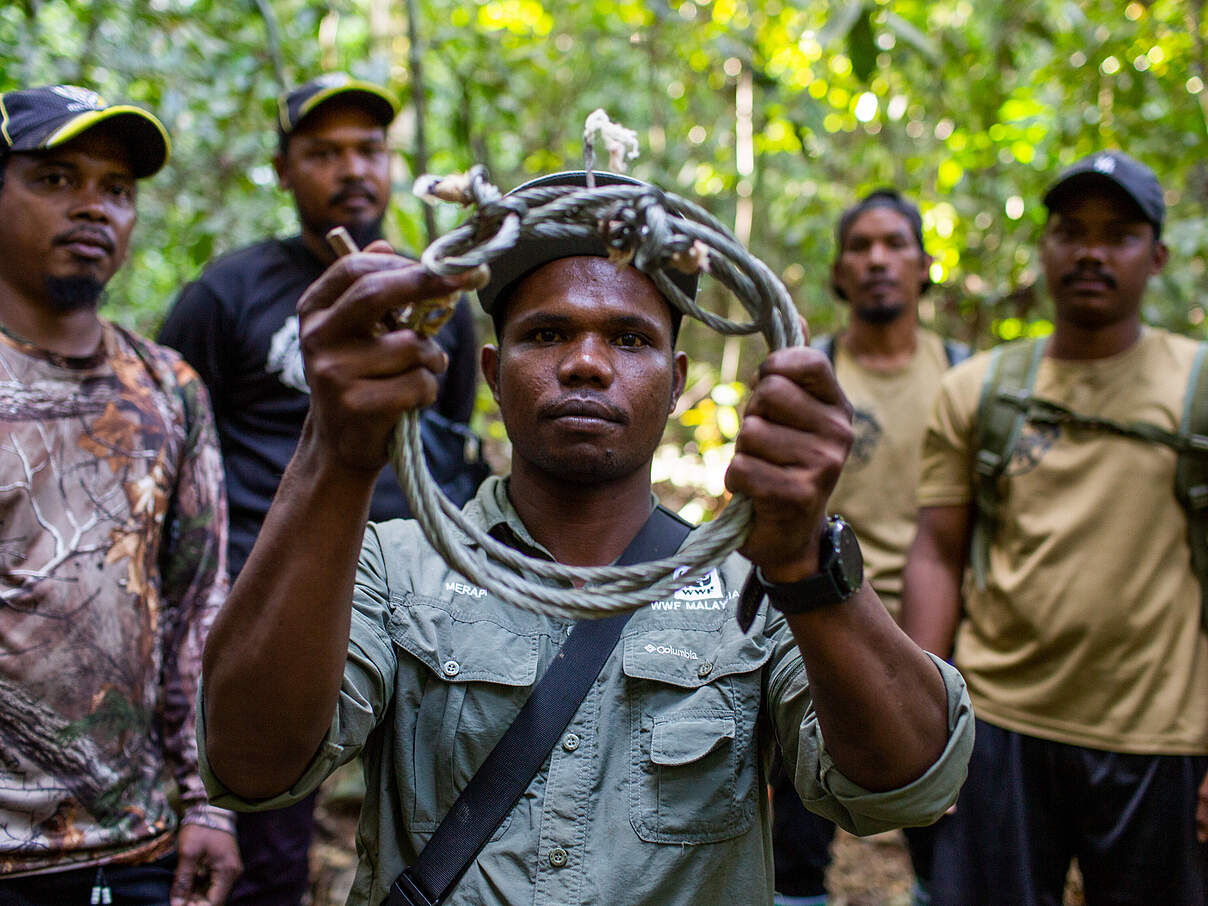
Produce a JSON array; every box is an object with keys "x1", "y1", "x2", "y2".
[{"x1": 304, "y1": 772, "x2": 1086, "y2": 906}]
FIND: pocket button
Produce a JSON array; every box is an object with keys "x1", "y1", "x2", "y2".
[
  {"x1": 442, "y1": 659, "x2": 461, "y2": 677},
  {"x1": 697, "y1": 661, "x2": 713, "y2": 678}
]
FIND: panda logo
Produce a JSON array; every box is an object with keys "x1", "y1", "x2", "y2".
[
  {"x1": 845, "y1": 407, "x2": 882, "y2": 471},
  {"x1": 1007, "y1": 422, "x2": 1059, "y2": 475}
]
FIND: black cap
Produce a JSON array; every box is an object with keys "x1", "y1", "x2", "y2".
[
  {"x1": 278, "y1": 73, "x2": 399, "y2": 138},
  {"x1": 476, "y1": 170, "x2": 700, "y2": 320},
  {"x1": 0, "y1": 84, "x2": 169, "y2": 178},
  {"x1": 1043, "y1": 151, "x2": 1165, "y2": 237}
]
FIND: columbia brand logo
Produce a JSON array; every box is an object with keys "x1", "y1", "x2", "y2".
[
  {"x1": 1094, "y1": 154, "x2": 1117, "y2": 174},
  {"x1": 643, "y1": 643, "x2": 700, "y2": 660}
]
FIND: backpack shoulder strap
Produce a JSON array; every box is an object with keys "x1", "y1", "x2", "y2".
[
  {"x1": 969, "y1": 337, "x2": 1046, "y2": 589},
  {"x1": 813, "y1": 334, "x2": 836, "y2": 364},
  {"x1": 1175, "y1": 342, "x2": 1208, "y2": 628},
  {"x1": 817, "y1": 333, "x2": 965, "y2": 367},
  {"x1": 943, "y1": 339, "x2": 971, "y2": 367}
]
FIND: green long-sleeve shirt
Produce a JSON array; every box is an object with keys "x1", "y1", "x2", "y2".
[{"x1": 201, "y1": 477, "x2": 973, "y2": 906}]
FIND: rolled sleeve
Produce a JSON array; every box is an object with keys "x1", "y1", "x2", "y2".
[
  {"x1": 772, "y1": 650, "x2": 974, "y2": 836},
  {"x1": 199, "y1": 526, "x2": 400, "y2": 811},
  {"x1": 810, "y1": 655, "x2": 972, "y2": 833},
  {"x1": 198, "y1": 681, "x2": 350, "y2": 812}
]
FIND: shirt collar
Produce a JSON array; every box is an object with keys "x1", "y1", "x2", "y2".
[
  {"x1": 461, "y1": 475, "x2": 554, "y2": 561},
  {"x1": 463, "y1": 474, "x2": 662, "y2": 563}
]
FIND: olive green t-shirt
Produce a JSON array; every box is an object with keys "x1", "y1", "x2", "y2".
[
  {"x1": 828, "y1": 330, "x2": 953, "y2": 620},
  {"x1": 919, "y1": 328, "x2": 1208, "y2": 754}
]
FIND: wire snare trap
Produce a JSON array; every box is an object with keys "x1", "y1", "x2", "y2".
[{"x1": 387, "y1": 113, "x2": 804, "y2": 620}]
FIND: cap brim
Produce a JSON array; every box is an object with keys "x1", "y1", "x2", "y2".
[
  {"x1": 288, "y1": 82, "x2": 400, "y2": 133},
  {"x1": 44, "y1": 106, "x2": 170, "y2": 178},
  {"x1": 476, "y1": 171, "x2": 699, "y2": 315}
]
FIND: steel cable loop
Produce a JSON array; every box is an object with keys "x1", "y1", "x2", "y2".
[{"x1": 398, "y1": 167, "x2": 804, "y2": 619}]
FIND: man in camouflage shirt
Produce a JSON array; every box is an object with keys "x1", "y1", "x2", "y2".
[{"x1": 0, "y1": 86, "x2": 240, "y2": 905}]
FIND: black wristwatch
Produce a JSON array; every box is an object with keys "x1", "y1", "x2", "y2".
[
  {"x1": 735, "y1": 516, "x2": 865, "y2": 631},
  {"x1": 761, "y1": 515, "x2": 864, "y2": 609}
]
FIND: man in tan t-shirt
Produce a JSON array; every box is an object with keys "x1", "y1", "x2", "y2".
[
  {"x1": 902, "y1": 152, "x2": 1208, "y2": 905},
  {"x1": 772, "y1": 190, "x2": 965, "y2": 906}
]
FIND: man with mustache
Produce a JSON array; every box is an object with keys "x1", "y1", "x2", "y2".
[
  {"x1": 196, "y1": 170, "x2": 974, "y2": 906},
  {"x1": 0, "y1": 85, "x2": 240, "y2": 904},
  {"x1": 158, "y1": 73, "x2": 482, "y2": 905},
  {"x1": 772, "y1": 190, "x2": 965, "y2": 906},
  {"x1": 902, "y1": 152, "x2": 1208, "y2": 904}
]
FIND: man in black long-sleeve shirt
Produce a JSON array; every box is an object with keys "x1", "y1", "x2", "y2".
[{"x1": 159, "y1": 72, "x2": 482, "y2": 905}]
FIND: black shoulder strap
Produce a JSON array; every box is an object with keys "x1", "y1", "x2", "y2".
[
  {"x1": 387, "y1": 505, "x2": 693, "y2": 906},
  {"x1": 815, "y1": 334, "x2": 836, "y2": 364},
  {"x1": 819, "y1": 333, "x2": 967, "y2": 367},
  {"x1": 943, "y1": 339, "x2": 971, "y2": 367}
]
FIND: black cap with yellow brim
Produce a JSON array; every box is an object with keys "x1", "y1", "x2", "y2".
[
  {"x1": 476, "y1": 170, "x2": 700, "y2": 323},
  {"x1": 278, "y1": 73, "x2": 399, "y2": 137},
  {"x1": 0, "y1": 85, "x2": 170, "y2": 179}
]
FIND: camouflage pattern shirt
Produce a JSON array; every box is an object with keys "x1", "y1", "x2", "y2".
[{"x1": 0, "y1": 321, "x2": 234, "y2": 876}]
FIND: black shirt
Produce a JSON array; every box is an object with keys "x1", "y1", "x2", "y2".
[{"x1": 159, "y1": 235, "x2": 479, "y2": 577}]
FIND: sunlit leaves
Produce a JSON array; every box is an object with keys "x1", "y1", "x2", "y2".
[
  {"x1": 8, "y1": 0, "x2": 1208, "y2": 508},
  {"x1": 477, "y1": 0, "x2": 553, "y2": 36}
]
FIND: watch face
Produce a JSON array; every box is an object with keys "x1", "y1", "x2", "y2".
[{"x1": 832, "y1": 520, "x2": 864, "y2": 594}]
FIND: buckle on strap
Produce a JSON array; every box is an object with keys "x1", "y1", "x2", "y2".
[{"x1": 387, "y1": 870, "x2": 439, "y2": 906}]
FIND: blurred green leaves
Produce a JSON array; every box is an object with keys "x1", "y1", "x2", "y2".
[{"x1": 5, "y1": 0, "x2": 1208, "y2": 509}]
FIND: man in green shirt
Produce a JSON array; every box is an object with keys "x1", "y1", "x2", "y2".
[{"x1": 199, "y1": 173, "x2": 974, "y2": 906}]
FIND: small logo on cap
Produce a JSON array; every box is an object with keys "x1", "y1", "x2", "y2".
[
  {"x1": 51, "y1": 85, "x2": 105, "y2": 112},
  {"x1": 313, "y1": 73, "x2": 351, "y2": 89},
  {"x1": 1093, "y1": 154, "x2": 1117, "y2": 174}
]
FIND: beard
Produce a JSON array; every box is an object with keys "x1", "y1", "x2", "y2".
[
  {"x1": 43, "y1": 275, "x2": 104, "y2": 313},
  {"x1": 853, "y1": 301, "x2": 906, "y2": 325},
  {"x1": 302, "y1": 213, "x2": 385, "y2": 250},
  {"x1": 341, "y1": 218, "x2": 385, "y2": 249},
  {"x1": 524, "y1": 446, "x2": 632, "y2": 486},
  {"x1": 504, "y1": 416, "x2": 662, "y2": 488}
]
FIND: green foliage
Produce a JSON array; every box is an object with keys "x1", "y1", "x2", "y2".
[
  {"x1": 5, "y1": 0, "x2": 1208, "y2": 506},
  {"x1": 6, "y1": 0, "x2": 1205, "y2": 337}
]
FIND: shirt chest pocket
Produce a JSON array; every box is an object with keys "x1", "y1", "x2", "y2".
[
  {"x1": 623, "y1": 629, "x2": 771, "y2": 844},
  {"x1": 386, "y1": 594, "x2": 545, "y2": 833}
]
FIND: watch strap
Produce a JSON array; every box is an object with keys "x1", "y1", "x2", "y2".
[
  {"x1": 735, "y1": 517, "x2": 862, "y2": 632},
  {"x1": 755, "y1": 565, "x2": 853, "y2": 613}
]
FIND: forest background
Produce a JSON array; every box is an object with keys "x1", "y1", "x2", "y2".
[{"x1": 5, "y1": 0, "x2": 1207, "y2": 519}]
